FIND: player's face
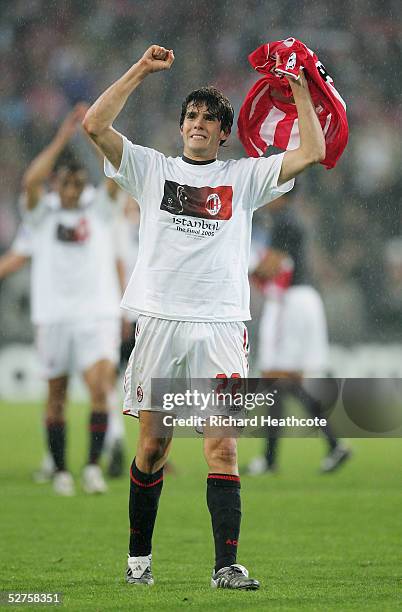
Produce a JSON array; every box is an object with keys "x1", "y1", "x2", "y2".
[
  {"x1": 180, "y1": 103, "x2": 228, "y2": 161},
  {"x1": 57, "y1": 170, "x2": 87, "y2": 208}
]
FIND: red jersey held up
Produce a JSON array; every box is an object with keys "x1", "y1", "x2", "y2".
[{"x1": 237, "y1": 37, "x2": 349, "y2": 169}]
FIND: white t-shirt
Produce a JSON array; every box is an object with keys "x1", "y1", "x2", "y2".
[
  {"x1": 105, "y1": 137, "x2": 294, "y2": 322},
  {"x1": 111, "y1": 195, "x2": 140, "y2": 322},
  {"x1": 111, "y1": 200, "x2": 140, "y2": 287},
  {"x1": 24, "y1": 184, "x2": 121, "y2": 325}
]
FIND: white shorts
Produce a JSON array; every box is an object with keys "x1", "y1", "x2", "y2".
[
  {"x1": 35, "y1": 318, "x2": 121, "y2": 379},
  {"x1": 123, "y1": 315, "x2": 249, "y2": 417},
  {"x1": 257, "y1": 286, "x2": 328, "y2": 375}
]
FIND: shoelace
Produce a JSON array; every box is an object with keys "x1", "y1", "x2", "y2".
[{"x1": 216, "y1": 567, "x2": 248, "y2": 588}]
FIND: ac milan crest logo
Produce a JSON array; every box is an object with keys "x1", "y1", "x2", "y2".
[
  {"x1": 137, "y1": 385, "x2": 143, "y2": 403},
  {"x1": 286, "y1": 52, "x2": 297, "y2": 71},
  {"x1": 205, "y1": 193, "x2": 221, "y2": 216}
]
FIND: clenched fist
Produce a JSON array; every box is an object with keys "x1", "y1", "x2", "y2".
[{"x1": 139, "y1": 45, "x2": 175, "y2": 74}]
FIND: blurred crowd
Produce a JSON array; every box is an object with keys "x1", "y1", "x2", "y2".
[{"x1": 0, "y1": 0, "x2": 401, "y2": 344}]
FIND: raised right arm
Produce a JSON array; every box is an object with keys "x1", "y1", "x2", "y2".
[
  {"x1": 22, "y1": 104, "x2": 87, "y2": 210},
  {"x1": 82, "y1": 45, "x2": 174, "y2": 170}
]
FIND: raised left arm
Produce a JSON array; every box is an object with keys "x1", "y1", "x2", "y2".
[{"x1": 278, "y1": 71, "x2": 325, "y2": 185}]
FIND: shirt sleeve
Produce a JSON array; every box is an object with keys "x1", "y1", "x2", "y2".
[
  {"x1": 104, "y1": 135, "x2": 156, "y2": 202},
  {"x1": 22, "y1": 192, "x2": 55, "y2": 226},
  {"x1": 11, "y1": 224, "x2": 33, "y2": 256},
  {"x1": 248, "y1": 153, "x2": 294, "y2": 211}
]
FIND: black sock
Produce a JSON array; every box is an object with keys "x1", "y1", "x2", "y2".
[
  {"x1": 46, "y1": 419, "x2": 66, "y2": 472},
  {"x1": 129, "y1": 458, "x2": 164, "y2": 557},
  {"x1": 291, "y1": 384, "x2": 338, "y2": 450},
  {"x1": 265, "y1": 436, "x2": 279, "y2": 468},
  {"x1": 88, "y1": 411, "x2": 108, "y2": 464},
  {"x1": 264, "y1": 392, "x2": 284, "y2": 468},
  {"x1": 207, "y1": 474, "x2": 241, "y2": 572}
]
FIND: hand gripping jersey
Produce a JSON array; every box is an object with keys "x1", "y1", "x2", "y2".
[
  {"x1": 238, "y1": 37, "x2": 348, "y2": 169},
  {"x1": 105, "y1": 137, "x2": 294, "y2": 322}
]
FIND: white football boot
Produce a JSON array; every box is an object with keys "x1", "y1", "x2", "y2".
[
  {"x1": 33, "y1": 453, "x2": 56, "y2": 483},
  {"x1": 211, "y1": 564, "x2": 260, "y2": 590},
  {"x1": 321, "y1": 444, "x2": 352, "y2": 473},
  {"x1": 53, "y1": 471, "x2": 75, "y2": 496},
  {"x1": 82, "y1": 464, "x2": 108, "y2": 494},
  {"x1": 126, "y1": 554, "x2": 154, "y2": 585}
]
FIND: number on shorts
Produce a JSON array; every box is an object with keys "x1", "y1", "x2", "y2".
[{"x1": 215, "y1": 373, "x2": 242, "y2": 399}]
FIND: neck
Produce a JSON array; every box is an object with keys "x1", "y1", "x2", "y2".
[
  {"x1": 182, "y1": 147, "x2": 218, "y2": 163},
  {"x1": 61, "y1": 203, "x2": 79, "y2": 209},
  {"x1": 182, "y1": 154, "x2": 216, "y2": 165}
]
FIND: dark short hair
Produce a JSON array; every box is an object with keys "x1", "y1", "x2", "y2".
[
  {"x1": 54, "y1": 148, "x2": 86, "y2": 175},
  {"x1": 56, "y1": 159, "x2": 86, "y2": 175},
  {"x1": 180, "y1": 86, "x2": 234, "y2": 146}
]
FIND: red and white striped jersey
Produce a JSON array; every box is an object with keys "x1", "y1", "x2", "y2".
[{"x1": 238, "y1": 37, "x2": 348, "y2": 169}]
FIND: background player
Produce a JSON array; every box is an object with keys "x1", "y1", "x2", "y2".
[
  {"x1": 83, "y1": 44, "x2": 325, "y2": 589},
  {"x1": 0, "y1": 221, "x2": 128, "y2": 480},
  {"x1": 22, "y1": 105, "x2": 124, "y2": 495},
  {"x1": 246, "y1": 195, "x2": 351, "y2": 474}
]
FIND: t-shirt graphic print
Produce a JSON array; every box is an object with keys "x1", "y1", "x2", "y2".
[{"x1": 161, "y1": 181, "x2": 233, "y2": 220}]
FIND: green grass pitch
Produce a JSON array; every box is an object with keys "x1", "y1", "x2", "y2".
[{"x1": 0, "y1": 401, "x2": 401, "y2": 611}]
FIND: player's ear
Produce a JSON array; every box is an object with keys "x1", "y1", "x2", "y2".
[{"x1": 220, "y1": 128, "x2": 230, "y2": 143}]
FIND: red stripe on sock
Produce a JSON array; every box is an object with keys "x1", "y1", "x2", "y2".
[
  {"x1": 90, "y1": 424, "x2": 107, "y2": 432},
  {"x1": 130, "y1": 465, "x2": 164, "y2": 488},
  {"x1": 208, "y1": 473, "x2": 240, "y2": 482}
]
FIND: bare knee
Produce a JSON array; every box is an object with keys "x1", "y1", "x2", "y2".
[
  {"x1": 46, "y1": 378, "x2": 67, "y2": 422},
  {"x1": 204, "y1": 438, "x2": 238, "y2": 472},
  {"x1": 46, "y1": 399, "x2": 65, "y2": 421},
  {"x1": 84, "y1": 361, "x2": 114, "y2": 411},
  {"x1": 88, "y1": 382, "x2": 109, "y2": 410},
  {"x1": 136, "y1": 437, "x2": 171, "y2": 473}
]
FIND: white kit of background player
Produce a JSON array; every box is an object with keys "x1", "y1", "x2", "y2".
[{"x1": 22, "y1": 106, "x2": 125, "y2": 496}]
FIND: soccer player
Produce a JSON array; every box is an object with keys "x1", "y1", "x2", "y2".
[
  {"x1": 22, "y1": 105, "x2": 123, "y2": 495},
  {"x1": 83, "y1": 44, "x2": 325, "y2": 589},
  {"x1": 246, "y1": 195, "x2": 351, "y2": 475},
  {"x1": 0, "y1": 221, "x2": 127, "y2": 480}
]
